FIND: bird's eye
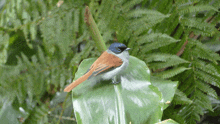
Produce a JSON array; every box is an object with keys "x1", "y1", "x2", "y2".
[
  {"x1": 116, "y1": 47, "x2": 121, "y2": 51},
  {"x1": 118, "y1": 47, "x2": 126, "y2": 51}
]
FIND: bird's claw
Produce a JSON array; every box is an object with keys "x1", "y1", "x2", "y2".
[{"x1": 112, "y1": 80, "x2": 119, "y2": 84}]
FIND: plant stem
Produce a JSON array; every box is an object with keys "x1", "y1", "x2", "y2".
[{"x1": 84, "y1": 6, "x2": 107, "y2": 52}]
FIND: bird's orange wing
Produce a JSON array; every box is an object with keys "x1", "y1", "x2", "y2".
[
  {"x1": 64, "y1": 51, "x2": 123, "y2": 92},
  {"x1": 88, "y1": 51, "x2": 123, "y2": 78}
]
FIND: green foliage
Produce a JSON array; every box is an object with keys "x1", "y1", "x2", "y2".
[
  {"x1": 0, "y1": 0, "x2": 220, "y2": 123},
  {"x1": 154, "y1": 67, "x2": 190, "y2": 79},
  {"x1": 157, "y1": 119, "x2": 179, "y2": 124},
  {"x1": 71, "y1": 57, "x2": 177, "y2": 124},
  {"x1": 172, "y1": 89, "x2": 193, "y2": 105},
  {"x1": 0, "y1": 31, "x2": 9, "y2": 64}
]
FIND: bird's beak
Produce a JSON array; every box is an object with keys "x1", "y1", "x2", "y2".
[{"x1": 126, "y1": 48, "x2": 131, "y2": 51}]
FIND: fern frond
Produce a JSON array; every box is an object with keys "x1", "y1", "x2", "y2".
[
  {"x1": 138, "y1": 33, "x2": 179, "y2": 44},
  {"x1": 174, "y1": 34, "x2": 220, "y2": 123},
  {"x1": 186, "y1": 41, "x2": 220, "y2": 65},
  {"x1": 178, "y1": 5, "x2": 219, "y2": 14},
  {"x1": 141, "y1": 40, "x2": 179, "y2": 53},
  {"x1": 189, "y1": 39, "x2": 220, "y2": 55},
  {"x1": 163, "y1": 108, "x2": 187, "y2": 124},
  {"x1": 194, "y1": 60, "x2": 220, "y2": 77},
  {"x1": 188, "y1": 109, "x2": 201, "y2": 124},
  {"x1": 29, "y1": 105, "x2": 49, "y2": 123},
  {"x1": 30, "y1": 23, "x2": 37, "y2": 40},
  {"x1": 132, "y1": 24, "x2": 148, "y2": 36},
  {"x1": 177, "y1": 70, "x2": 193, "y2": 91},
  {"x1": 188, "y1": 40, "x2": 220, "y2": 63},
  {"x1": 180, "y1": 18, "x2": 217, "y2": 36},
  {"x1": 172, "y1": 89, "x2": 192, "y2": 105},
  {"x1": 127, "y1": 9, "x2": 170, "y2": 34},
  {"x1": 131, "y1": 14, "x2": 170, "y2": 29},
  {"x1": 154, "y1": 67, "x2": 190, "y2": 79},
  {"x1": 122, "y1": 0, "x2": 143, "y2": 12},
  {"x1": 145, "y1": 53, "x2": 188, "y2": 63},
  {"x1": 0, "y1": 32, "x2": 9, "y2": 64},
  {"x1": 127, "y1": 9, "x2": 169, "y2": 18},
  {"x1": 196, "y1": 80, "x2": 218, "y2": 99},
  {"x1": 70, "y1": 43, "x2": 95, "y2": 65},
  {"x1": 146, "y1": 53, "x2": 189, "y2": 70},
  {"x1": 194, "y1": 90, "x2": 213, "y2": 111},
  {"x1": 195, "y1": 70, "x2": 220, "y2": 88},
  {"x1": 179, "y1": 95, "x2": 211, "y2": 124},
  {"x1": 192, "y1": 49, "x2": 218, "y2": 64},
  {"x1": 150, "y1": 62, "x2": 188, "y2": 71},
  {"x1": 73, "y1": 8, "x2": 80, "y2": 34},
  {"x1": 178, "y1": 104, "x2": 197, "y2": 119},
  {"x1": 184, "y1": 81, "x2": 196, "y2": 96},
  {"x1": 37, "y1": 47, "x2": 47, "y2": 67}
]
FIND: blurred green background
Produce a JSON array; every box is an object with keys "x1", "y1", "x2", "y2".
[{"x1": 0, "y1": 0, "x2": 220, "y2": 124}]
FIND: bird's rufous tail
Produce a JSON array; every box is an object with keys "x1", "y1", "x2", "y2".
[{"x1": 64, "y1": 72, "x2": 91, "y2": 92}]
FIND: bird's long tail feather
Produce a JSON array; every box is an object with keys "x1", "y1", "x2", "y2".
[{"x1": 64, "y1": 72, "x2": 91, "y2": 92}]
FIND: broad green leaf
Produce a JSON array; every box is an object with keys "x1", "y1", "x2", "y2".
[
  {"x1": 71, "y1": 56, "x2": 163, "y2": 124},
  {"x1": 49, "y1": 92, "x2": 75, "y2": 124},
  {"x1": 157, "y1": 119, "x2": 179, "y2": 124},
  {"x1": 0, "y1": 101, "x2": 28, "y2": 124},
  {"x1": 151, "y1": 76, "x2": 178, "y2": 109}
]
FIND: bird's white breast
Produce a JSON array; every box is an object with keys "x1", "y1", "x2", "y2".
[{"x1": 101, "y1": 50, "x2": 129, "y2": 80}]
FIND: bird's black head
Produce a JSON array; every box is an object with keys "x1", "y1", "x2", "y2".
[{"x1": 108, "y1": 43, "x2": 130, "y2": 54}]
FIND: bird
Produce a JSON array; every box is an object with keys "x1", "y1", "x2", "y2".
[{"x1": 64, "y1": 43, "x2": 130, "y2": 92}]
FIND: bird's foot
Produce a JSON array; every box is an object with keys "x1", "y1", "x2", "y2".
[
  {"x1": 112, "y1": 76, "x2": 120, "y2": 84},
  {"x1": 112, "y1": 80, "x2": 119, "y2": 84}
]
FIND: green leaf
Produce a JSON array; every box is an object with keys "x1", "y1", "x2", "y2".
[
  {"x1": 196, "y1": 80, "x2": 218, "y2": 98},
  {"x1": 29, "y1": 105, "x2": 49, "y2": 123},
  {"x1": 73, "y1": 8, "x2": 80, "y2": 34},
  {"x1": 146, "y1": 54, "x2": 189, "y2": 70},
  {"x1": 122, "y1": 0, "x2": 143, "y2": 12},
  {"x1": 151, "y1": 76, "x2": 178, "y2": 109},
  {"x1": 188, "y1": 40, "x2": 220, "y2": 64},
  {"x1": 30, "y1": 23, "x2": 37, "y2": 40},
  {"x1": 141, "y1": 39, "x2": 179, "y2": 53},
  {"x1": 71, "y1": 56, "x2": 164, "y2": 124},
  {"x1": 194, "y1": 60, "x2": 220, "y2": 77},
  {"x1": 127, "y1": 10, "x2": 170, "y2": 35},
  {"x1": 178, "y1": 5, "x2": 219, "y2": 14},
  {"x1": 0, "y1": 32, "x2": 9, "y2": 64},
  {"x1": 145, "y1": 53, "x2": 187, "y2": 63},
  {"x1": 0, "y1": 101, "x2": 28, "y2": 124},
  {"x1": 154, "y1": 67, "x2": 190, "y2": 79},
  {"x1": 194, "y1": 90, "x2": 213, "y2": 112},
  {"x1": 172, "y1": 89, "x2": 192, "y2": 105},
  {"x1": 180, "y1": 18, "x2": 217, "y2": 36},
  {"x1": 1, "y1": 0, "x2": 220, "y2": 123},
  {"x1": 195, "y1": 70, "x2": 220, "y2": 88},
  {"x1": 138, "y1": 33, "x2": 179, "y2": 45},
  {"x1": 205, "y1": 40, "x2": 220, "y2": 52},
  {"x1": 157, "y1": 119, "x2": 179, "y2": 124},
  {"x1": 127, "y1": 9, "x2": 169, "y2": 18}
]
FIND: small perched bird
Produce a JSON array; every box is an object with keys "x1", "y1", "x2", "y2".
[{"x1": 64, "y1": 43, "x2": 130, "y2": 92}]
